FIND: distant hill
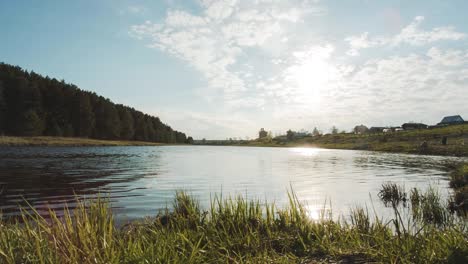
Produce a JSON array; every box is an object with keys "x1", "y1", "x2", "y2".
[{"x1": 0, "y1": 62, "x2": 191, "y2": 143}]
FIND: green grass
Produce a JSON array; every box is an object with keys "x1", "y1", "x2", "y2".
[
  {"x1": 449, "y1": 163, "x2": 468, "y2": 214},
  {"x1": 0, "y1": 136, "x2": 164, "y2": 147},
  {"x1": 1, "y1": 187, "x2": 467, "y2": 263},
  {"x1": 241, "y1": 124, "x2": 468, "y2": 157}
]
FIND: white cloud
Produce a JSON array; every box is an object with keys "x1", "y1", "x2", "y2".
[
  {"x1": 130, "y1": 3, "x2": 467, "y2": 137},
  {"x1": 332, "y1": 47, "x2": 468, "y2": 127},
  {"x1": 268, "y1": 51, "x2": 466, "y2": 134},
  {"x1": 346, "y1": 16, "x2": 465, "y2": 56},
  {"x1": 345, "y1": 32, "x2": 387, "y2": 56},
  {"x1": 131, "y1": 0, "x2": 324, "y2": 105},
  {"x1": 393, "y1": 16, "x2": 465, "y2": 46},
  {"x1": 426, "y1": 47, "x2": 468, "y2": 66},
  {"x1": 120, "y1": 5, "x2": 147, "y2": 15},
  {"x1": 202, "y1": 0, "x2": 237, "y2": 21}
]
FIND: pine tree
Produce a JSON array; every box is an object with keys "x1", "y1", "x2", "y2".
[
  {"x1": 94, "y1": 99, "x2": 121, "y2": 139},
  {"x1": 0, "y1": 81, "x2": 5, "y2": 134},
  {"x1": 0, "y1": 63, "x2": 191, "y2": 141},
  {"x1": 72, "y1": 93, "x2": 95, "y2": 137},
  {"x1": 146, "y1": 120, "x2": 156, "y2": 141},
  {"x1": 4, "y1": 77, "x2": 29, "y2": 134},
  {"x1": 45, "y1": 119, "x2": 63, "y2": 136},
  {"x1": 176, "y1": 131, "x2": 187, "y2": 143},
  {"x1": 18, "y1": 109, "x2": 44, "y2": 136},
  {"x1": 134, "y1": 113, "x2": 148, "y2": 141},
  {"x1": 118, "y1": 107, "x2": 135, "y2": 140}
]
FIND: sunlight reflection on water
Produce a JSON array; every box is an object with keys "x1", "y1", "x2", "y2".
[
  {"x1": 290, "y1": 147, "x2": 323, "y2": 156},
  {"x1": 0, "y1": 146, "x2": 465, "y2": 223}
]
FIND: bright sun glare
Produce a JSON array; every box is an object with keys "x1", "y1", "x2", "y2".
[
  {"x1": 285, "y1": 45, "x2": 339, "y2": 105},
  {"x1": 291, "y1": 147, "x2": 321, "y2": 156}
]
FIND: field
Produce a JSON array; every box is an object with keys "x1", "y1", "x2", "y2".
[{"x1": 249, "y1": 124, "x2": 468, "y2": 157}]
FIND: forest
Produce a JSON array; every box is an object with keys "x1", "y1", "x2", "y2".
[{"x1": 0, "y1": 63, "x2": 191, "y2": 144}]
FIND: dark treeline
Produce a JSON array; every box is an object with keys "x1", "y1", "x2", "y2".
[{"x1": 0, "y1": 63, "x2": 192, "y2": 143}]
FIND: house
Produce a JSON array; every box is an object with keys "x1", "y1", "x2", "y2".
[
  {"x1": 369, "y1": 127, "x2": 386, "y2": 133},
  {"x1": 437, "y1": 115, "x2": 465, "y2": 126},
  {"x1": 402, "y1": 123, "x2": 428, "y2": 130},
  {"x1": 258, "y1": 128, "x2": 268, "y2": 139},
  {"x1": 353, "y1": 125, "x2": 369, "y2": 134},
  {"x1": 294, "y1": 130, "x2": 311, "y2": 138},
  {"x1": 383, "y1": 127, "x2": 403, "y2": 133}
]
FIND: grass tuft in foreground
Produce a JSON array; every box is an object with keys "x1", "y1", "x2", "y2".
[
  {"x1": 448, "y1": 163, "x2": 468, "y2": 214},
  {"x1": 378, "y1": 182, "x2": 407, "y2": 207},
  {"x1": 1, "y1": 188, "x2": 467, "y2": 264}
]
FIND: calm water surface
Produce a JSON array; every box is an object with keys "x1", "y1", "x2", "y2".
[{"x1": 0, "y1": 146, "x2": 465, "y2": 222}]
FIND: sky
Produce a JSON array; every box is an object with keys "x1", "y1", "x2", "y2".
[{"x1": 1, "y1": 0, "x2": 467, "y2": 139}]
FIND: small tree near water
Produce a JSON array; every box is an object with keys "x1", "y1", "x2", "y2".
[
  {"x1": 312, "y1": 127, "x2": 321, "y2": 137},
  {"x1": 286, "y1": 130, "x2": 294, "y2": 141},
  {"x1": 331, "y1": 126, "x2": 338, "y2": 134}
]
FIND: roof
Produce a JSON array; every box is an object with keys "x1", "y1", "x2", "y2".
[
  {"x1": 402, "y1": 122, "x2": 427, "y2": 125},
  {"x1": 439, "y1": 115, "x2": 464, "y2": 124}
]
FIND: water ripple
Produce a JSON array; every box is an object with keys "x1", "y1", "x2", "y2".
[{"x1": 0, "y1": 146, "x2": 466, "y2": 222}]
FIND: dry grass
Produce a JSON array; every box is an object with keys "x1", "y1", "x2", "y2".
[{"x1": 0, "y1": 136, "x2": 164, "y2": 147}]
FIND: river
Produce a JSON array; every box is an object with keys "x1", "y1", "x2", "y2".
[{"x1": 0, "y1": 146, "x2": 464, "y2": 223}]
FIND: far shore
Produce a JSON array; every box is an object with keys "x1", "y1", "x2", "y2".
[
  {"x1": 196, "y1": 124, "x2": 468, "y2": 157},
  {"x1": 3, "y1": 124, "x2": 468, "y2": 158},
  {"x1": 198, "y1": 140, "x2": 468, "y2": 157},
  {"x1": 0, "y1": 136, "x2": 165, "y2": 147}
]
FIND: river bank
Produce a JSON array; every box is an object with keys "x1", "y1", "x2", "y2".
[
  {"x1": 0, "y1": 136, "x2": 164, "y2": 147},
  {"x1": 1, "y1": 184, "x2": 466, "y2": 263},
  {"x1": 1, "y1": 146, "x2": 466, "y2": 263},
  {"x1": 216, "y1": 124, "x2": 468, "y2": 157}
]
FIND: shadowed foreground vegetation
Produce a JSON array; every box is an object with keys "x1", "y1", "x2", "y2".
[
  {"x1": 448, "y1": 162, "x2": 468, "y2": 213},
  {"x1": 1, "y1": 185, "x2": 467, "y2": 263},
  {"x1": 0, "y1": 136, "x2": 164, "y2": 146}
]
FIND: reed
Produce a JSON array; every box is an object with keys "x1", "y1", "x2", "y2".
[
  {"x1": 378, "y1": 182, "x2": 407, "y2": 207},
  {"x1": 448, "y1": 163, "x2": 468, "y2": 214},
  {"x1": 1, "y1": 187, "x2": 467, "y2": 263}
]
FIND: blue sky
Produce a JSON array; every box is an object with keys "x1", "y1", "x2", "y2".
[{"x1": 1, "y1": 0, "x2": 467, "y2": 139}]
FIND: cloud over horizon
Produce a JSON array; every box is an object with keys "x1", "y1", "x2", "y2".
[
  {"x1": 345, "y1": 16, "x2": 466, "y2": 56},
  {"x1": 130, "y1": 0, "x2": 468, "y2": 139}
]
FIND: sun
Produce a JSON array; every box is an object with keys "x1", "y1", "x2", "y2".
[{"x1": 284, "y1": 45, "x2": 339, "y2": 104}]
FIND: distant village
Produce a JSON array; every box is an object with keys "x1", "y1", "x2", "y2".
[
  {"x1": 193, "y1": 115, "x2": 466, "y2": 145},
  {"x1": 258, "y1": 115, "x2": 466, "y2": 141}
]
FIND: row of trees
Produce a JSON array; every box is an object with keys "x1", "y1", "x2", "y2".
[
  {"x1": 0, "y1": 63, "x2": 192, "y2": 143},
  {"x1": 279, "y1": 127, "x2": 344, "y2": 141}
]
